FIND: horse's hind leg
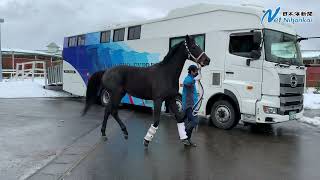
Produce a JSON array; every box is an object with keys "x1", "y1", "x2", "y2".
[
  {"x1": 112, "y1": 110, "x2": 128, "y2": 140},
  {"x1": 101, "y1": 104, "x2": 111, "y2": 137},
  {"x1": 110, "y1": 93, "x2": 128, "y2": 140}
]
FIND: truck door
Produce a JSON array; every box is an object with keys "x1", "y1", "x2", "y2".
[{"x1": 224, "y1": 30, "x2": 263, "y2": 115}]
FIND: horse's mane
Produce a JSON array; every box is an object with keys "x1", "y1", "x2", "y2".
[{"x1": 158, "y1": 41, "x2": 183, "y2": 66}]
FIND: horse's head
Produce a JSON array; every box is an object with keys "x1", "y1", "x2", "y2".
[{"x1": 184, "y1": 35, "x2": 210, "y2": 67}]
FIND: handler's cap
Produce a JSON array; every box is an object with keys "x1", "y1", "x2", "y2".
[{"x1": 188, "y1": 65, "x2": 198, "y2": 72}]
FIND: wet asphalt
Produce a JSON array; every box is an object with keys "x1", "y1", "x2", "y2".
[
  {"x1": 63, "y1": 109, "x2": 320, "y2": 180},
  {"x1": 0, "y1": 98, "x2": 104, "y2": 180},
  {"x1": 1, "y1": 98, "x2": 320, "y2": 180}
]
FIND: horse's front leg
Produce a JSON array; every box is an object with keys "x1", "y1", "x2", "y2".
[
  {"x1": 168, "y1": 97, "x2": 189, "y2": 144},
  {"x1": 143, "y1": 98, "x2": 162, "y2": 147}
]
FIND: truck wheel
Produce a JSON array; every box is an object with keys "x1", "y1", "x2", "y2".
[
  {"x1": 100, "y1": 89, "x2": 111, "y2": 106},
  {"x1": 210, "y1": 100, "x2": 239, "y2": 129}
]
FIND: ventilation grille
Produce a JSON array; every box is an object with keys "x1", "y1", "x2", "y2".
[{"x1": 212, "y1": 73, "x2": 220, "y2": 86}]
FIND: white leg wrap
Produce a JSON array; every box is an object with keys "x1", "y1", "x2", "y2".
[
  {"x1": 144, "y1": 124, "x2": 158, "y2": 142},
  {"x1": 177, "y1": 122, "x2": 188, "y2": 140}
]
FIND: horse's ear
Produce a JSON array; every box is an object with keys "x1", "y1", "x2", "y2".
[{"x1": 186, "y1": 35, "x2": 190, "y2": 43}]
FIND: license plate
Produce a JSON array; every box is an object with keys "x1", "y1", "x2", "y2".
[{"x1": 289, "y1": 111, "x2": 296, "y2": 120}]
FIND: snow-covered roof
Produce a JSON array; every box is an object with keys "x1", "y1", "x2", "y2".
[
  {"x1": 1, "y1": 48, "x2": 61, "y2": 57},
  {"x1": 301, "y1": 50, "x2": 320, "y2": 58},
  {"x1": 46, "y1": 42, "x2": 59, "y2": 48}
]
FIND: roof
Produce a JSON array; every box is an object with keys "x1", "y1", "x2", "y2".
[
  {"x1": 1, "y1": 48, "x2": 61, "y2": 58},
  {"x1": 67, "y1": 3, "x2": 266, "y2": 37},
  {"x1": 46, "y1": 42, "x2": 59, "y2": 48},
  {"x1": 165, "y1": 3, "x2": 263, "y2": 19},
  {"x1": 301, "y1": 50, "x2": 320, "y2": 58}
]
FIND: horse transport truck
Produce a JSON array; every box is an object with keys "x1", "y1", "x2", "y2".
[{"x1": 62, "y1": 4, "x2": 305, "y2": 129}]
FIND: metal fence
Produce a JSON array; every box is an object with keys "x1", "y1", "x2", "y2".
[
  {"x1": 46, "y1": 64, "x2": 63, "y2": 85},
  {"x1": 14, "y1": 61, "x2": 47, "y2": 81}
]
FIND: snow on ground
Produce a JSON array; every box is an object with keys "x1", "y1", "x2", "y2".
[
  {"x1": 0, "y1": 78, "x2": 73, "y2": 98},
  {"x1": 304, "y1": 88, "x2": 320, "y2": 110},
  {"x1": 300, "y1": 116, "x2": 320, "y2": 127},
  {"x1": 300, "y1": 88, "x2": 320, "y2": 127}
]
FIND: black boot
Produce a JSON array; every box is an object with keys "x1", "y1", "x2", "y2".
[
  {"x1": 186, "y1": 126, "x2": 197, "y2": 147},
  {"x1": 188, "y1": 139, "x2": 197, "y2": 147},
  {"x1": 181, "y1": 139, "x2": 191, "y2": 146}
]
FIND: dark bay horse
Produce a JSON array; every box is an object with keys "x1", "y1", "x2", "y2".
[{"x1": 82, "y1": 35, "x2": 210, "y2": 147}]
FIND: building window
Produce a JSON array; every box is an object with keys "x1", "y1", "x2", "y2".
[
  {"x1": 229, "y1": 33, "x2": 258, "y2": 58},
  {"x1": 128, "y1": 25, "x2": 141, "y2": 40},
  {"x1": 113, "y1": 28, "x2": 125, "y2": 42},
  {"x1": 77, "y1": 35, "x2": 85, "y2": 46},
  {"x1": 169, "y1": 34, "x2": 205, "y2": 51},
  {"x1": 68, "y1": 36, "x2": 77, "y2": 47},
  {"x1": 101, "y1": 31, "x2": 111, "y2": 43}
]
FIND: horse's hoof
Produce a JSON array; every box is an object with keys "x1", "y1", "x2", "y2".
[
  {"x1": 124, "y1": 134, "x2": 128, "y2": 140},
  {"x1": 101, "y1": 136, "x2": 108, "y2": 141},
  {"x1": 143, "y1": 139, "x2": 149, "y2": 147}
]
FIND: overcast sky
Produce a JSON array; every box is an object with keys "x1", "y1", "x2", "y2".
[{"x1": 0, "y1": 0, "x2": 319, "y2": 50}]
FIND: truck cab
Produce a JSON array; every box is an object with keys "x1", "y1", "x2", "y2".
[{"x1": 204, "y1": 26, "x2": 305, "y2": 129}]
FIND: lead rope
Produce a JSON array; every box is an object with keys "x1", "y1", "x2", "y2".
[
  {"x1": 192, "y1": 64, "x2": 204, "y2": 117},
  {"x1": 191, "y1": 64, "x2": 204, "y2": 132}
]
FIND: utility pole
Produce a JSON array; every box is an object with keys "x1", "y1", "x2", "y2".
[{"x1": 0, "y1": 18, "x2": 4, "y2": 82}]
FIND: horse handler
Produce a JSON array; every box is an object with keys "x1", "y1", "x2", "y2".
[{"x1": 182, "y1": 65, "x2": 201, "y2": 147}]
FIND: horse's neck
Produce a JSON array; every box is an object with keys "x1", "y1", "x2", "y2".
[{"x1": 161, "y1": 48, "x2": 187, "y2": 81}]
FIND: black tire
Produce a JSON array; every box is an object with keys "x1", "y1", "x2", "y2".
[
  {"x1": 100, "y1": 89, "x2": 111, "y2": 106},
  {"x1": 210, "y1": 100, "x2": 239, "y2": 130}
]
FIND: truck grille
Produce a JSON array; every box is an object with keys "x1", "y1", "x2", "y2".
[{"x1": 279, "y1": 74, "x2": 304, "y2": 115}]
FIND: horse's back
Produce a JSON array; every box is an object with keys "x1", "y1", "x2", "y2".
[{"x1": 101, "y1": 65, "x2": 154, "y2": 99}]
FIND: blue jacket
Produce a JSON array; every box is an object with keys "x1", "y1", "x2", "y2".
[{"x1": 182, "y1": 74, "x2": 198, "y2": 110}]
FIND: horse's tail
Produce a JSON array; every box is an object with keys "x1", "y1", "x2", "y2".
[{"x1": 82, "y1": 71, "x2": 105, "y2": 116}]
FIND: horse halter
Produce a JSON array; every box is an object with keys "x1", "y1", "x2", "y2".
[{"x1": 184, "y1": 40, "x2": 206, "y2": 63}]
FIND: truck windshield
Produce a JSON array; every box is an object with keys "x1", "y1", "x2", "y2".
[{"x1": 264, "y1": 29, "x2": 303, "y2": 66}]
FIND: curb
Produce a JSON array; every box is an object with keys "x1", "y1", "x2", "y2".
[
  {"x1": 25, "y1": 110, "x2": 134, "y2": 180},
  {"x1": 25, "y1": 125, "x2": 111, "y2": 180}
]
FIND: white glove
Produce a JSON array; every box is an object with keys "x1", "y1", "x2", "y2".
[{"x1": 194, "y1": 73, "x2": 202, "y2": 81}]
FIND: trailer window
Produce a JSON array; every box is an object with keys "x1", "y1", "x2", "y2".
[
  {"x1": 68, "y1": 36, "x2": 77, "y2": 47},
  {"x1": 101, "y1": 31, "x2": 111, "y2": 43},
  {"x1": 113, "y1": 28, "x2": 125, "y2": 42},
  {"x1": 128, "y1": 25, "x2": 141, "y2": 40},
  {"x1": 170, "y1": 34, "x2": 205, "y2": 51},
  {"x1": 229, "y1": 34, "x2": 255, "y2": 58},
  {"x1": 77, "y1": 35, "x2": 85, "y2": 46}
]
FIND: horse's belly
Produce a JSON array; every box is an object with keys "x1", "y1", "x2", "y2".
[
  {"x1": 126, "y1": 83, "x2": 152, "y2": 99},
  {"x1": 127, "y1": 90, "x2": 152, "y2": 100}
]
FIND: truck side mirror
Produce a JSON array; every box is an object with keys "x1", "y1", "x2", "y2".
[
  {"x1": 253, "y1": 31, "x2": 262, "y2": 48},
  {"x1": 246, "y1": 50, "x2": 261, "y2": 66},
  {"x1": 250, "y1": 50, "x2": 261, "y2": 60}
]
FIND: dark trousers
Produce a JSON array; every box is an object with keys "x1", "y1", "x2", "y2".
[{"x1": 183, "y1": 107, "x2": 198, "y2": 139}]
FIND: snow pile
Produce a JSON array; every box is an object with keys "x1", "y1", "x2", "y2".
[
  {"x1": 304, "y1": 88, "x2": 320, "y2": 110},
  {"x1": 299, "y1": 116, "x2": 320, "y2": 127},
  {"x1": 0, "y1": 78, "x2": 72, "y2": 98}
]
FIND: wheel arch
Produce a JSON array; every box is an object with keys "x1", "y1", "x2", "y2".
[{"x1": 205, "y1": 90, "x2": 241, "y2": 119}]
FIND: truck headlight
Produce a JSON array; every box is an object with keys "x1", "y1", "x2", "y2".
[{"x1": 263, "y1": 106, "x2": 278, "y2": 114}]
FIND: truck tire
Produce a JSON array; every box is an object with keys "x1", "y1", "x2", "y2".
[
  {"x1": 210, "y1": 100, "x2": 239, "y2": 129},
  {"x1": 100, "y1": 89, "x2": 111, "y2": 106}
]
